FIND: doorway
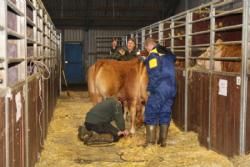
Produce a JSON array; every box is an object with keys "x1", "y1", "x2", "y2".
[{"x1": 64, "y1": 43, "x2": 84, "y2": 85}]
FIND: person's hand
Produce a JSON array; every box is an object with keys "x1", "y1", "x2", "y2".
[
  {"x1": 117, "y1": 131, "x2": 124, "y2": 136},
  {"x1": 117, "y1": 130, "x2": 129, "y2": 137},
  {"x1": 138, "y1": 55, "x2": 146, "y2": 62},
  {"x1": 122, "y1": 130, "x2": 129, "y2": 137}
]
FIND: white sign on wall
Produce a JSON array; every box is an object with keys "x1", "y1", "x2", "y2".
[
  {"x1": 15, "y1": 92, "x2": 22, "y2": 122},
  {"x1": 218, "y1": 79, "x2": 228, "y2": 96}
]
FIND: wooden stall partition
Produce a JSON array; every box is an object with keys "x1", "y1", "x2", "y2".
[
  {"x1": 53, "y1": 61, "x2": 59, "y2": 100},
  {"x1": 243, "y1": 75, "x2": 250, "y2": 154},
  {"x1": 8, "y1": 84, "x2": 25, "y2": 167},
  {"x1": 27, "y1": 78, "x2": 39, "y2": 167},
  {"x1": 52, "y1": 67, "x2": 56, "y2": 110},
  {"x1": 51, "y1": 67, "x2": 55, "y2": 117},
  {"x1": 187, "y1": 70, "x2": 210, "y2": 147},
  {"x1": 210, "y1": 74, "x2": 240, "y2": 157},
  {"x1": 43, "y1": 78, "x2": 49, "y2": 138},
  {"x1": 48, "y1": 74, "x2": 53, "y2": 122},
  {"x1": 172, "y1": 68, "x2": 185, "y2": 130},
  {"x1": 0, "y1": 97, "x2": 5, "y2": 167},
  {"x1": 36, "y1": 78, "x2": 44, "y2": 153}
]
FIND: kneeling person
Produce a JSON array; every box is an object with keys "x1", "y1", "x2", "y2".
[{"x1": 78, "y1": 97, "x2": 128, "y2": 144}]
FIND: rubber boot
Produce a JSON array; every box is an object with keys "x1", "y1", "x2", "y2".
[
  {"x1": 157, "y1": 124, "x2": 169, "y2": 147},
  {"x1": 78, "y1": 126, "x2": 93, "y2": 142},
  {"x1": 143, "y1": 125, "x2": 156, "y2": 147},
  {"x1": 85, "y1": 132, "x2": 114, "y2": 145}
]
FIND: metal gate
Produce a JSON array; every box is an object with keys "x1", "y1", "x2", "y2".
[{"x1": 130, "y1": 0, "x2": 250, "y2": 157}]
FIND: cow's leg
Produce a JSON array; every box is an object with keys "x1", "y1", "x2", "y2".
[
  {"x1": 90, "y1": 87, "x2": 103, "y2": 104},
  {"x1": 94, "y1": 95, "x2": 103, "y2": 104},
  {"x1": 129, "y1": 101, "x2": 137, "y2": 134},
  {"x1": 136, "y1": 104, "x2": 145, "y2": 127},
  {"x1": 123, "y1": 101, "x2": 129, "y2": 121}
]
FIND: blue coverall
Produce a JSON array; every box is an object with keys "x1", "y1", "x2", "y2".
[{"x1": 144, "y1": 46, "x2": 176, "y2": 125}]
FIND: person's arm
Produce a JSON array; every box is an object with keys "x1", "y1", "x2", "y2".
[
  {"x1": 146, "y1": 53, "x2": 162, "y2": 92},
  {"x1": 113, "y1": 102, "x2": 125, "y2": 131}
]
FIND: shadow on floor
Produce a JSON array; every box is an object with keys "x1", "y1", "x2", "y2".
[{"x1": 62, "y1": 84, "x2": 88, "y2": 92}]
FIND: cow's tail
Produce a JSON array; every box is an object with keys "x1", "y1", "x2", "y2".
[
  {"x1": 138, "y1": 61, "x2": 148, "y2": 103},
  {"x1": 135, "y1": 61, "x2": 147, "y2": 126}
]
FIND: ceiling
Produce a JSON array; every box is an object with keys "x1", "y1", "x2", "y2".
[{"x1": 42, "y1": 0, "x2": 180, "y2": 30}]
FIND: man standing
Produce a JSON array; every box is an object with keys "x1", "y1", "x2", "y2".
[
  {"x1": 78, "y1": 97, "x2": 129, "y2": 145},
  {"x1": 142, "y1": 38, "x2": 176, "y2": 147}
]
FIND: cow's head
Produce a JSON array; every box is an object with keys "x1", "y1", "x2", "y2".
[{"x1": 196, "y1": 39, "x2": 223, "y2": 70}]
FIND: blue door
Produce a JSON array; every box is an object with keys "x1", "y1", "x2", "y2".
[{"x1": 64, "y1": 43, "x2": 84, "y2": 84}]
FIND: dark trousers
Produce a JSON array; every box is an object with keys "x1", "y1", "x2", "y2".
[{"x1": 85, "y1": 122, "x2": 120, "y2": 141}]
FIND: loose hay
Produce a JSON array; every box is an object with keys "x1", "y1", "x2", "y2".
[{"x1": 35, "y1": 90, "x2": 248, "y2": 167}]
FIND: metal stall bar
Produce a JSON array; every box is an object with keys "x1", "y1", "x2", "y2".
[
  {"x1": 135, "y1": 32, "x2": 138, "y2": 48},
  {"x1": 215, "y1": 7, "x2": 243, "y2": 17},
  {"x1": 189, "y1": 30, "x2": 210, "y2": 36},
  {"x1": 24, "y1": 0, "x2": 30, "y2": 166},
  {"x1": 214, "y1": 24, "x2": 242, "y2": 32},
  {"x1": 2, "y1": 0, "x2": 9, "y2": 167},
  {"x1": 170, "y1": 19, "x2": 174, "y2": 51},
  {"x1": 173, "y1": 23, "x2": 185, "y2": 29},
  {"x1": 208, "y1": 3, "x2": 216, "y2": 149},
  {"x1": 213, "y1": 40, "x2": 242, "y2": 45},
  {"x1": 172, "y1": 34, "x2": 186, "y2": 39},
  {"x1": 158, "y1": 22, "x2": 164, "y2": 45},
  {"x1": 185, "y1": 11, "x2": 192, "y2": 131},
  {"x1": 149, "y1": 27, "x2": 152, "y2": 38},
  {"x1": 189, "y1": 17, "x2": 210, "y2": 24},
  {"x1": 189, "y1": 44, "x2": 210, "y2": 47},
  {"x1": 141, "y1": 29, "x2": 145, "y2": 50},
  {"x1": 239, "y1": 0, "x2": 249, "y2": 155}
]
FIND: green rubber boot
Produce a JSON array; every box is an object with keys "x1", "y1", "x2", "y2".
[
  {"x1": 143, "y1": 125, "x2": 156, "y2": 147},
  {"x1": 157, "y1": 124, "x2": 169, "y2": 147},
  {"x1": 78, "y1": 125, "x2": 93, "y2": 143}
]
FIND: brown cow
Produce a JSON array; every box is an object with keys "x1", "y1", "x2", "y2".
[
  {"x1": 87, "y1": 58, "x2": 148, "y2": 134},
  {"x1": 195, "y1": 39, "x2": 244, "y2": 72}
]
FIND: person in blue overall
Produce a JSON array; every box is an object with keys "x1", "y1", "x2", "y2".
[{"x1": 142, "y1": 38, "x2": 176, "y2": 147}]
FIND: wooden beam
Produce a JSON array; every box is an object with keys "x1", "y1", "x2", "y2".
[
  {"x1": 52, "y1": 16, "x2": 160, "y2": 21},
  {"x1": 53, "y1": 19, "x2": 156, "y2": 28}
]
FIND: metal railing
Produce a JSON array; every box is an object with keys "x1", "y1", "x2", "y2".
[{"x1": 130, "y1": 0, "x2": 249, "y2": 155}]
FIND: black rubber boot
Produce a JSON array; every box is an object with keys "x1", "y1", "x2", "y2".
[
  {"x1": 143, "y1": 125, "x2": 156, "y2": 147},
  {"x1": 78, "y1": 126, "x2": 93, "y2": 143},
  {"x1": 157, "y1": 124, "x2": 169, "y2": 147}
]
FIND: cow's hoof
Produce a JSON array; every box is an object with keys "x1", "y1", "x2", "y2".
[{"x1": 130, "y1": 128, "x2": 135, "y2": 134}]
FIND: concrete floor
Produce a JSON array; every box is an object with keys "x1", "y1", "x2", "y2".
[{"x1": 35, "y1": 91, "x2": 250, "y2": 167}]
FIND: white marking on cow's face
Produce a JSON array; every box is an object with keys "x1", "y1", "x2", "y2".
[
  {"x1": 196, "y1": 47, "x2": 210, "y2": 69},
  {"x1": 196, "y1": 43, "x2": 223, "y2": 71}
]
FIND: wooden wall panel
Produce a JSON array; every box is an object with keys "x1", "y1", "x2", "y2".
[
  {"x1": 0, "y1": 98, "x2": 5, "y2": 167},
  {"x1": 188, "y1": 71, "x2": 209, "y2": 147},
  {"x1": 172, "y1": 69, "x2": 185, "y2": 130},
  {"x1": 8, "y1": 86, "x2": 25, "y2": 167},
  {"x1": 43, "y1": 79, "x2": 49, "y2": 138},
  {"x1": 210, "y1": 74, "x2": 240, "y2": 157},
  {"x1": 244, "y1": 75, "x2": 250, "y2": 154},
  {"x1": 28, "y1": 79, "x2": 38, "y2": 167}
]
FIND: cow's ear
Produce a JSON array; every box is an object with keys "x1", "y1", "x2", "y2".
[{"x1": 215, "y1": 39, "x2": 223, "y2": 44}]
